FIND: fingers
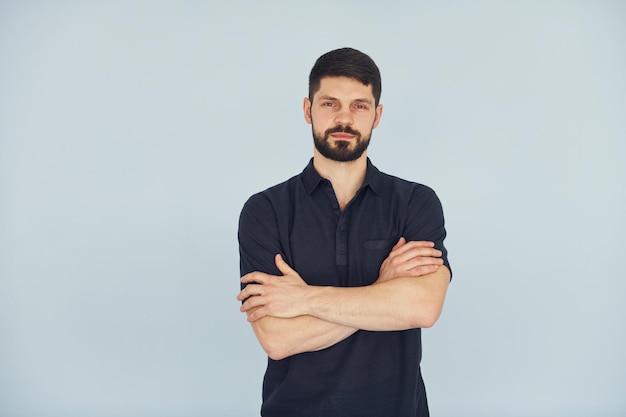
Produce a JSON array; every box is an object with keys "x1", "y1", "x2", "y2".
[
  {"x1": 236, "y1": 282, "x2": 261, "y2": 302},
  {"x1": 246, "y1": 306, "x2": 267, "y2": 322},
  {"x1": 378, "y1": 239, "x2": 444, "y2": 281},
  {"x1": 388, "y1": 239, "x2": 436, "y2": 259},
  {"x1": 403, "y1": 255, "x2": 444, "y2": 270},
  {"x1": 237, "y1": 284, "x2": 272, "y2": 322},
  {"x1": 239, "y1": 256, "x2": 292, "y2": 287},
  {"x1": 246, "y1": 310, "x2": 262, "y2": 322},
  {"x1": 237, "y1": 286, "x2": 269, "y2": 319},
  {"x1": 392, "y1": 237, "x2": 407, "y2": 251},
  {"x1": 388, "y1": 242, "x2": 442, "y2": 265},
  {"x1": 241, "y1": 301, "x2": 268, "y2": 322},
  {"x1": 274, "y1": 253, "x2": 294, "y2": 275},
  {"x1": 240, "y1": 271, "x2": 267, "y2": 285},
  {"x1": 391, "y1": 237, "x2": 435, "y2": 253},
  {"x1": 239, "y1": 293, "x2": 265, "y2": 312},
  {"x1": 388, "y1": 256, "x2": 443, "y2": 278},
  {"x1": 238, "y1": 271, "x2": 275, "y2": 301},
  {"x1": 237, "y1": 256, "x2": 301, "y2": 320},
  {"x1": 408, "y1": 264, "x2": 441, "y2": 277}
]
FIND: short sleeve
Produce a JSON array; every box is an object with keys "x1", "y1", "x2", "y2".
[
  {"x1": 404, "y1": 185, "x2": 452, "y2": 279},
  {"x1": 238, "y1": 193, "x2": 283, "y2": 288}
]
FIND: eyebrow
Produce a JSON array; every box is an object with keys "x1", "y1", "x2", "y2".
[{"x1": 318, "y1": 95, "x2": 374, "y2": 104}]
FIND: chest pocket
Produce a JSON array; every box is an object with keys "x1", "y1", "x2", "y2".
[{"x1": 360, "y1": 237, "x2": 398, "y2": 284}]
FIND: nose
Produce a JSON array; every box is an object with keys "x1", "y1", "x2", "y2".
[{"x1": 334, "y1": 107, "x2": 354, "y2": 126}]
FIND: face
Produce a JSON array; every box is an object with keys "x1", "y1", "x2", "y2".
[{"x1": 304, "y1": 76, "x2": 383, "y2": 162}]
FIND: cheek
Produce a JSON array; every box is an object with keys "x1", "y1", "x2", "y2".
[
  {"x1": 365, "y1": 114, "x2": 379, "y2": 130},
  {"x1": 310, "y1": 113, "x2": 333, "y2": 130},
  {"x1": 355, "y1": 119, "x2": 374, "y2": 134}
]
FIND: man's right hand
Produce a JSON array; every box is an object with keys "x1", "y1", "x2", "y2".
[{"x1": 376, "y1": 237, "x2": 443, "y2": 283}]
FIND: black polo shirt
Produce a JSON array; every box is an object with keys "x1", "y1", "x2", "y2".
[{"x1": 239, "y1": 158, "x2": 450, "y2": 417}]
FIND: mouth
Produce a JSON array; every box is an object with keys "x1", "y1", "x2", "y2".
[{"x1": 330, "y1": 133, "x2": 355, "y2": 140}]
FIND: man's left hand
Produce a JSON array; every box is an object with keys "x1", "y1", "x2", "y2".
[{"x1": 237, "y1": 254, "x2": 310, "y2": 322}]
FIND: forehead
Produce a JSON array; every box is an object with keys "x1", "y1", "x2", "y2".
[{"x1": 314, "y1": 76, "x2": 375, "y2": 102}]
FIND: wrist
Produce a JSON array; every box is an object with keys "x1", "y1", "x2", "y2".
[{"x1": 305, "y1": 285, "x2": 331, "y2": 318}]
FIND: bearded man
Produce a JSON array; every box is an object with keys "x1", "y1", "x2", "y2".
[{"x1": 237, "y1": 47, "x2": 452, "y2": 417}]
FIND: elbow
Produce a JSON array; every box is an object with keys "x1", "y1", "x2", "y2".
[
  {"x1": 419, "y1": 311, "x2": 441, "y2": 329},
  {"x1": 408, "y1": 280, "x2": 448, "y2": 329},
  {"x1": 267, "y1": 351, "x2": 289, "y2": 361},
  {"x1": 408, "y1": 303, "x2": 444, "y2": 329},
  {"x1": 263, "y1": 342, "x2": 290, "y2": 361},
  {"x1": 253, "y1": 324, "x2": 292, "y2": 361}
]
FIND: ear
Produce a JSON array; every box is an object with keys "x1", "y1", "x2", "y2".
[
  {"x1": 372, "y1": 104, "x2": 383, "y2": 129},
  {"x1": 303, "y1": 97, "x2": 312, "y2": 125}
]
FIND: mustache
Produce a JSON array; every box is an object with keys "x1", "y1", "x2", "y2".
[{"x1": 325, "y1": 125, "x2": 360, "y2": 137}]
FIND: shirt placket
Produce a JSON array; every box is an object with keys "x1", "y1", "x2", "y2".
[{"x1": 320, "y1": 180, "x2": 349, "y2": 267}]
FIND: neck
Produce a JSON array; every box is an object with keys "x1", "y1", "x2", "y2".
[{"x1": 313, "y1": 151, "x2": 368, "y2": 210}]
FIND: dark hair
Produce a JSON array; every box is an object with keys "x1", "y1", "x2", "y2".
[{"x1": 308, "y1": 47, "x2": 382, "y2": 106}]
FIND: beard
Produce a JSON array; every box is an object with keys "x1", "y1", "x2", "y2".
[{"x1": 312, "y1": 125, "x2": 371, "y2": 162}]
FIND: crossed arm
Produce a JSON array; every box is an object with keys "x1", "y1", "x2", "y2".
[{"x1": 236, "y1": 238, "x2": 450, "y2": 360}]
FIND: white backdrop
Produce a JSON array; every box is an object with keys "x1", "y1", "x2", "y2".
[{"x1": 1, "y1": 1, "x2": 625, "y2": 416}]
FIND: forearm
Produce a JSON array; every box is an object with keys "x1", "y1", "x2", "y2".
[
  {"x1": 239, "y1": 247, "x2": 449, "y2": 353},
  {"x1": 306, "y1": 266, "x2": 450, "y2": 331},
  {"x1": 250, "y1": 311, "x2": 357, "y2": 360}
]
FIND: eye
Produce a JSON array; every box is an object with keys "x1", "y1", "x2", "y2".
[
  {"x1": 322, "y1": 101, "x2": 335, "y2": 107},
  {"x1": 353, "y1": 103, "x2": 368, "y2": 110}
]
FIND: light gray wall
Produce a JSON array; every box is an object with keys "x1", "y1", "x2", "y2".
[{"x1": 1, "y1": 1, "x2": 624, "y2": 416}]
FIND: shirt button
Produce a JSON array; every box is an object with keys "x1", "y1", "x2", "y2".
[
  {"x1": 339, "y1": 225, "x2": 345, "y2": 231},
  {"x1": 333, "y1": 203, "x2": 339, "y2": 209}
]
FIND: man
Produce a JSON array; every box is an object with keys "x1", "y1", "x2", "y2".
[{"x1": 237, "y1": 47, "x2": 451, "y2": 417}]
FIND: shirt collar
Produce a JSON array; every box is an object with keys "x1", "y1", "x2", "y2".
[
  {"x1": 363, "y1": 158, "x2": 384, "y2": 196},
  {"x1": 301, "y1": 157, "x2": 384, "y2": 196}
]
